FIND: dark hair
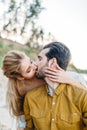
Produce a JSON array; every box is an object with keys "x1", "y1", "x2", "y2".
[{"x1": 43, "y1": 42, "x2": 71, "y2": 70}]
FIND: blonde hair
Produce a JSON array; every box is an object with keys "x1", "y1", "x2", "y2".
[{"x1": 2, "y1": 50, "x2": 27, "y2": 116}]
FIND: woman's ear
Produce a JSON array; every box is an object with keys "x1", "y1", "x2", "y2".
[{"x1": 17, "y1": 76, "x2": 24, "y2": 80}]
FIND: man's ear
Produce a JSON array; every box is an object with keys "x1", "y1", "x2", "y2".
[{"x1": 48, "y1": 58, "x2": 58, "y2": 68}]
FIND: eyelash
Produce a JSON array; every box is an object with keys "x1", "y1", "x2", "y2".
[{"x1": 27, "y1": 69, "x2": 31, "y2": 73}]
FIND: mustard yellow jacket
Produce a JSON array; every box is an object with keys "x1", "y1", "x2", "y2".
[{"x1": 24, "y1": 84, "x2": 87, "y2": 130}]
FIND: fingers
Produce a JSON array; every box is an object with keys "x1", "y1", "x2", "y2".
[
  {"x1": 47, "y1": 77, "x2": 58, "y2": 82},
  {"x1": 45, "y1": 73, "x2": 57, "y2": 78},
  {"x1": 44, "y1": 67, "x2": 62, "y2": 74},
  {"x1": 44, "y1": 67, "x2": 64, "y2": 77},
  {"x1": 44, "y1": 66, "x2": 64, "y2": 72},
  {"x1": 54, "y1": 63, "x2": 64, "y2": 71},
  {"x1": 44, "y1": 67, "x2": 66, "y2": 84},
  {"x1": 45, "y1": 75, "x2": 59, "y2": 82},
  {"x1": 44, "y1": 67, "x2": 57, "y2": 72},
  {"x1": 44, "y1": 70, "x2": 57, "y2": 76}
]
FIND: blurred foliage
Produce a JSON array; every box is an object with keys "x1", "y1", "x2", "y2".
[
  {"x1": 0, "y1": 38, "x2": 87, "y2": 74},
  {"x1": 0, "y1": 0, "x2": 45, "y2": 47},
  {"x1": 70, "y1": 64, "x2": 87, "y2": 74},
  {"x1": 0, "y1": 39, "x2": 40, "y2": 67}
]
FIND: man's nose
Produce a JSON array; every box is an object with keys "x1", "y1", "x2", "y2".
[
  {"x1": 33, "y1": 60, "x2": 38, "y2": 67},
  {"x1": 32, "y1": 61, "x2": 38, "y2": 69}
]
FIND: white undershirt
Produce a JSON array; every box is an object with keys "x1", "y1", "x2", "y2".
[{"x1": 47, "y1": 84, "x2": 59, "y2": 96}]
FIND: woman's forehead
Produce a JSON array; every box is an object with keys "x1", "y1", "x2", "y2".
[{"x1": 20, "y1": 57, "x2": 31, "y2": 70}]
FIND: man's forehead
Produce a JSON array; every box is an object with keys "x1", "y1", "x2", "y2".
[{"x1": 38, "y1": 48, "x2": 49, "y2": 56}]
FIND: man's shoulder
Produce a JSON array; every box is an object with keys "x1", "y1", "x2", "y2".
[
  {"x1": 66, "y1": 84, "x2": 87, "y2": 97},
  {"x1": 71, "y1": 84, "x2": 87, "y2": 91},
  {"x1": 25, "y1": 85, "x2": 46, "y2": 98}
]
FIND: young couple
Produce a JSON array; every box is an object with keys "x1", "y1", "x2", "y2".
[{"x1": 2, "y1": 42, "x2": 87, "y2": 130}]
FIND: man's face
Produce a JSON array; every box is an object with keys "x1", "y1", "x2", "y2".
[{"x1": 35, "y1": 48, "x2": 49, "y2": 79}]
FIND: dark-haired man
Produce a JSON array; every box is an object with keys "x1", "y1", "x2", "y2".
[{"x1": 24, "y1": 42, "x2": 87, "y2": 130}]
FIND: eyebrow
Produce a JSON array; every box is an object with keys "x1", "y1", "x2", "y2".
[{"x1": 38, "y1": 55, "x2": 42, "y2": 58}]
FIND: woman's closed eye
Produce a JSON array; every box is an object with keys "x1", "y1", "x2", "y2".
[{"x1": 27, "y1": 68, "x2": 31, "y2": 73}]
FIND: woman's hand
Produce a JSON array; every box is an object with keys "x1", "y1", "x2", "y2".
[
  {"x1": 44, "y1": 66, "x2": 86, "y2": 89},
  {"x1": 44, "y1": 66, "x2": 71, "y2": 84}
]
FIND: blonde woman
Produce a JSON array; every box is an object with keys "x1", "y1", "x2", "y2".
[{"x1": 2, "y1": 50, "x2": 86, "y2": 130}]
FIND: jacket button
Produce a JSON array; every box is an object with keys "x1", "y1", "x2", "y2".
[
  {"x1": 52, "y1": 102, "x2": 55, "y2": 105},
  {"x1": 51, "y1": 118, "x2": 55, "y2": 122}
]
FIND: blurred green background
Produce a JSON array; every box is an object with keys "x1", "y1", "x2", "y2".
[{"x1": 0, "y1": 38, "x2": 40, "y2": 67}]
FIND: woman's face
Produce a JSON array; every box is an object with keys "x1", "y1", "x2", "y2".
[{"x1": 20, "y1": 56, "x2": 37, "y2": 79}]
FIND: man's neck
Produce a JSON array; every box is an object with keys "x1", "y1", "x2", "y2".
[{"x1": 45, "y1": 77, "x2": 59, "y2": 90}]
